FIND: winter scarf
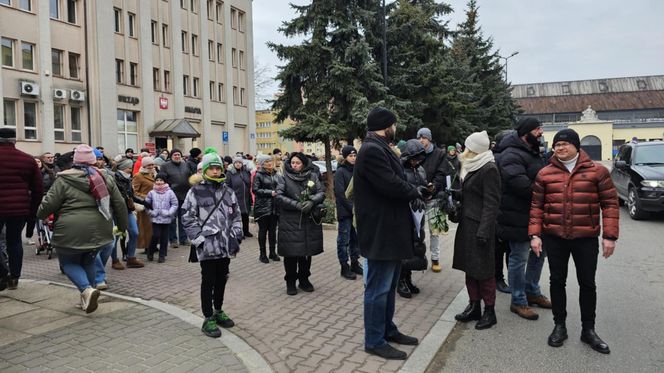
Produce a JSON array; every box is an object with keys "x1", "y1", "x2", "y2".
[
  {"x1": 557, "y1": 153, "x2": 579, "y2": 173},
  {"x1": 425, "y1": 142, "x2": 435, "y2": 154},
  {"x1": 154, "y1": 183, "x2": 170, "y2": 194},
  {"x1": 460, "y1": 150, "x2": 495, "y2": 181},
  {"x1": 73, "y1": 164, "x2": 111, "y2": 220}
]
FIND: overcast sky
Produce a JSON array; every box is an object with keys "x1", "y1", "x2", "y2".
[{"x1": 252, "y1": 0, "x2": 664, "y2": 99}]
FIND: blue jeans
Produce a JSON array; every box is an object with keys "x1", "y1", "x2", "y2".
[
  {"x1": 336, "y1": 217, "x2": 359, "y2": 264},
  {"x1": 0, "y1": 217, "x2": 27, "y2": 278},
  {"x1": 508, "y1": 240, "x2": 546, "y2": 306},
  {"x1": 95, "y1": 241, "x2": 116, "y2": 285},
  {"x1": 126, "y1": 212, "x2": 138, "y2": 258},
  {"x1": 364, "y1": 260, "x2": 401, "y2": 349},
  {"x1": 58, "y1": 249, "x2": 100, "y2": 292},
  {"x1": 169, "y1": 206, "x2": 187, "y2": 244}
]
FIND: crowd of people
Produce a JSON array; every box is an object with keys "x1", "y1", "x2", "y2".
[{"x1": 0, "y1": 107, "x2": 619, "y2": 357}]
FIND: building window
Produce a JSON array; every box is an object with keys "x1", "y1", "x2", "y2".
[
  {"x1": 598, "y1": 81, "x2": 608, "y2": 92},
  {"x1": 206, "y1": 0, "x2": 213, "y2": 20},
  {"x1": 71, "y1": 106, "x2": 81, "y2": 142},
  {"x1": 218, "y1": 83, "x2": 224, "y2": 102},
  {"x1": 129, "y1": 62, "x2": 138, "y2": 86},
  {"x1": 115, "y1": 59, "x2": 124, "y2": 83},
  {"x1": 181, "y1": 31, "x2": 188, "y2": 53},
  {"x1": 1, "y1": 38, "x2": 14, "y2": 67},
  {"x1": 164, "y1": 70, "x2": 170, "y2": 91},
  {"x1": 114, "y1": 8, "x2": 122, "y2": 33},
  {"x1": 231, "y1": 48, "x2": 237, "y2": 67},
  {"x1": 239, "y1": 50, "x2": 244, "y2": 69},
  {"x1": 232, "y1": 85, "x2": 238, "y2": 105},
  {"x1": 50, "y1": 0, "x2": 59, "y2": 19},
  {"x1": 162, "y1": 24, "x2": 169, "y2": 47},
  {"x1": 21, "y1": 42, "x2": 34, "y2": 70},
  {"x1": 215, "y1": 1, "x2": 222, "y2": 23},
  {"x1": 151, "y1": 21, "x2": 158, "y2": 44},
  {"x1": 117, "y1": 109, "x2": 138, "y2": 154},
  {"x1": 230, "y1": 8, "x2": 237, "y2": 29},
  {"x1": 128, "y1": 12, "x2": 136, "y2": 37},
  {"x1": 68, "y1": 52, "x2": 79, "y2": 79},
  {"x1": 238, "y1": 10, "x2": 245, "y2": 32},
  {"x1": 24, "y1": 101, "x2": 37, "y2": 139},
  {"x1": 3, "y1": 100, "x2": 16, "y2": 128},
  {"x1": 180, "y1": 0, "x2": 186, "y2": 9},
  {"x1": 240, "y1": 87, "x2": 245, "y2": 106},
  {"x1": 209, "y1": 81, "x2": 215, "y2": 100},
  {"x1": 193, "y1": 77, "x2": 199, "y2": 97},
  {"x1": 54, "y1": 104, "x2": 65, "y2": 141},
  {"x1": 183, "y1": 75, "x2": 189, "y2": 95},
  {"x1": 51, "y1": 49, "x2": 63, "y2": 76},
  {"x1": 153, "y1": 68, "x2": 160, "y2": 90},
  {"x1": 190, "y1": 0, "x2": 197, "y2": 13},
  {"x1": 191, "y1": 34, "x2": 198, "y2": 55},
  {"x1": 19, "y1": 0, "x2": 31, "y2": 11},
  {"x1": 208, "y1": 40, "x2": 214, "y2": 61},
  {"x1": 216, "y1": 43, "x2": 223, "y2": 63},
  {"x1": 66, "y1": 0, "x2": 76, "y2": 23},
  {"x1": 562, "y1": 84, "x2": 570, "y2": 94}
]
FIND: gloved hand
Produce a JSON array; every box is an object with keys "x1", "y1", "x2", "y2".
[
  {"x1": 300, "y1": 200, "x2": 315, "y2": 214},
  {"x1": 416, "y1": 185, "x2": 431, "y2": 199},
  {"x1": 112, "y1": 226, "x2": 127, "y2": 239},
  {"x1": 411, "y1": 198, "x2": 426, "y2": 212},
  {"x1": 476, "y1": 236, "x2": 488, "y2": 248}
]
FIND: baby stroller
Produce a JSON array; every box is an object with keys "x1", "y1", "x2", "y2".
[{"x1": 35, "y1": 214, "x2": 55, "y2": 259}]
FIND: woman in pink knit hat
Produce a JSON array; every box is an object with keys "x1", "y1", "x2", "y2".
[{"x1": 132, "y1": 156, "x2": 156, "y2": 252}]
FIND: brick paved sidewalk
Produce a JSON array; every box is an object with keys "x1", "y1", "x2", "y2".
[
  {"x1": 20, "y1": 224, "x2": 465, "y2": 372},
  {"x1": 0, "y1": 281, "x2": 247, "y2": 373}
]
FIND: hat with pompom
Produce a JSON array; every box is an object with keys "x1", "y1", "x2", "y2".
[{"x1": 201, "y1": 147, "x2": 223, "y2": 174}]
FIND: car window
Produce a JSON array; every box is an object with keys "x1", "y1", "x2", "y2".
[{"x1": 633, "y1": 144, "x2": 664, "y2": 165}]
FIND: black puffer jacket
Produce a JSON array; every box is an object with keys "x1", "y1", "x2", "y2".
[
  {"x1": 495, "y1": 131, "x2": 545, "y2": 241},
  {"x1": 422, "y1": 145, "x2": 447, "y2": 193},
  {"x1": 226, "y1": 166, "x2": 252, "y2": 214},
  {"x1": 252, "y1": 168, "x2": 281, "y2": 220},
  {"x1": 276, "y1": 155, "x2": 325, "y2": 257},
  {"x1": 114, "y1": 171, "x2": 136, "y2": 212},
  {"x1": 333, "y1": 162, "x2": 354, "y2": 219}
]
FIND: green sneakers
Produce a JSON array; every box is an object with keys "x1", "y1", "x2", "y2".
[
  {"x1": 201, "y1": 317, "x2": 221, "y2": 338},
  {"x1": 213, "y1": 310, "x2": 235, "y2": 328}
]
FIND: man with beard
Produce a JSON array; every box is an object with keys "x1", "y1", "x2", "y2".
[
  {"x1": 161, "y1": 149, "x2": 193, "y2": 247},
  {"x1": 496, "y1": 118, "x2": 551, "y2": 321},
  {"x1": 355, "y1": 107, "x2": 425, "y2": 360}
]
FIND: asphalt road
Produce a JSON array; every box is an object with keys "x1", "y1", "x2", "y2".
[{"x1": 428, "y1": 208, "x2": 664, "y2": 373}]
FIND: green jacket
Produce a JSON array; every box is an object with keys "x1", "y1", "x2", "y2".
[{"x1": 37, "y1": 168, "x2": 128, "y2": 253}]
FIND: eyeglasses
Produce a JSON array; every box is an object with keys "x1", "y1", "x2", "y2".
[{"x1": 554, "y1": 142, "x2": 572, "y2": 149}]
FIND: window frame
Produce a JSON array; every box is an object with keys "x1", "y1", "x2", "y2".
[
  {"x1": 68, "y1": 52, "x2": 80, "y2": 79},
  {"x1": 164, "y1": 70, "x2": 171, "y2": 92},
  {"x1": 66, "y1": 0, "x2": 76, "y2": 24},
  {"x1": 1, "y1": 37, "x2": 15, "y2": 68},
  {"x1": 117, "y1": 109, "x2": 139, "y2": 155},
  {"x1": 239, "y1": 50, "x2": 244, "y2": 69},
  {"x1": 53, "y1": 103, "x2": 66, "y2": 142},
  {"x1": 153, "y1": 68, "x2": 160, "y2": 91},
  {"x1": 217, "y1": 82, "x2": 224, "y2": 102},
  {"x1": 19, "y1": 0, "x2": 31, "y2": 12},
  {"x1": 208, "y1": 40, "x2": 214, "y2": 61},
  {"x1": 51, "y1": 48, "x2": 63, "y2": 77},
  {"x1": 151, "y1": 20, "x2": 159, "y2": 44},
  {"x1": 231, "y1": 48, "x2": 237, "y2": 67},
  {"x1": 114, "y1": 7, "x2": 122, "y2": 34},
  {"x1": 3, "y1": 99, "x2": 17, "y2": 128},
  {"x1": 115, "y1": 59, "x2": 124, "y2": 84},
  {"x1": 23, "y1": 101, "x2": 38, "y2": 140},
  {"x1": 209, "y1": 81, "x2": 215, "y2": 100},
  {"x1": 191, "y1": 34, "x2": 198, "y2": 56},
  {"x1": 50, "y1": 0, "x2": 60, "y2": 19},
  {"x1": 129, "y1": 62, "x2": 138, "y2": 86},
  {"x1": 193, "y1": 77, "x2": 199, "y2": 97},
  {"x1": 21, "y1": 41, "x2": 34, "y2": 71},
  {"x1": 181, "y1": 31, "x2": 188, "y2": 53},
  {"x1": 230, "y1": 7, "x2": 237, "y2": 29},
  {"x1": 215, "y1": 1, "x2": 223, "y2": 24},
  {"x1": 232, "y1": 85, "x2": 238, "y2": 105},
  {"x1": 183, "y1": 75, "x2": 190, "y2": 96},
  {"x1": 162, "y1": 24, "x2": 169, "y2": 47},
  {"x1": 128, "y1": 12, "x2": 136, "y2": 38},
  {"x1": 216, "y1": 43, "x2": 223, "y2": 63}
]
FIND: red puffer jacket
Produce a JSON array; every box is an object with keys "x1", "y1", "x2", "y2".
[
  {"x1": 0, "y1": 143, "x2": 44, "y2": 217},
  {"x1": 529, "y1": 150, "x2": 619, "y2": 240}
]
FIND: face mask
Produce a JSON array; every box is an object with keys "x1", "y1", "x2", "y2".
[{"x1": 526, "y1": 133, "x2": 540, "y2": 148}]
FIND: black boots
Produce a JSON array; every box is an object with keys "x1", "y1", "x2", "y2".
[
  {"x1": 455, "y1": 300, "x2": 481, "y2": 322},
  {"x1": 404, "y1": 273, "x2": 419, "y2": 294},
  {"x1": 350, "y1": 259, "x2": 363, "y2": 275},
  {"x1": 397, "y1": 278, "x2": 411, "y2": 298},
  {"x1": 548, "y1": 324, "x2": 568, "y2": 347},
  {"x1": 286, "y1": 281, "x2": 297, "y2": 296},
  {"x1": 581, "y1": 328, "x2": 610, "y2": 354},
  {"x1": 259, "y1": 248, "x2": 269, "y2": 263},
  {"x1": 268, "y1": 248, "x2": 280, "y2": 261},
  {"x1": 475, "y1": 306, "x2": 497, "y2": 330},
  {"x1": 340, "y1": 262, "x2": 357, "y2": 280}
]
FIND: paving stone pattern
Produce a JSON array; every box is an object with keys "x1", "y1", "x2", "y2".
[{"x1": 21, "y1": 225, "x2": 464, "y2": 372}]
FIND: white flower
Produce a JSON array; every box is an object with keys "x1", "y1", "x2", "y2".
[{"x1": 307, "y1": 180, "x2": 315, "y2": 188}]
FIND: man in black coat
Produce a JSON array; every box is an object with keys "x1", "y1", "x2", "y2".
[
  {"x1": 416, "y1": 128, "x2": 447, "y2": 272},
  {"x1": 355, "y1": 107, "x2": 423, "y2": 360},
  {"x1": 495, "y1": 118, "x2": 550, "y2": 321},
  {"x1": 160, "y1": 149, "x2": 193, "y2": 247},
  {"x1": 334, "y1": 145, "x2": 362, "y2": 280}
]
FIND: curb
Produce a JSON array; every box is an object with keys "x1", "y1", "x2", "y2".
[
  {"x1": 24, "y1": 279, "x2": 273, "y2": 373},
  {"x1": 398, "y1": 288, "x2": 467, "y2": 373}
]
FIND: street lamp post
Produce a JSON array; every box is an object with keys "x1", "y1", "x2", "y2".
[{"x1": 499, "y1": 51, "x2": 519, "y2": 82}]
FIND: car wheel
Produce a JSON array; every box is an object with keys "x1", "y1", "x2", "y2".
[{"x1": 627, "y1": 187, "x2": 649, "y2": 220}]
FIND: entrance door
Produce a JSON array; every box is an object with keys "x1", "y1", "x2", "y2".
[
  {"x1": 581, "y1": 135, "x2": 602, "y2": 160},
  {"x1": 155, "y1": 137, "x2": 168, "y2": 150}
]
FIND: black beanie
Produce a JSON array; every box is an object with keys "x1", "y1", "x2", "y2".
[
  {"x1": 189, "y1": 147, "x2": 202, "y2": 158},
  {"x1": 367, "y1": 107, "x2": 397, "y2": 131},
  {"x1": 341, "y1": 145, "x2": 357, "y2": 158},
  {"x1": 155, "y1": 172, "x2": 168, "y2": 181},
  {"x1": 552, "y1": 129, "x2": 581, "y2": 150},
  {"x1": 170, "y1": 148, "x2": 182, "y2": 157},
  {"x1": 516, "y1": 117, "x2": 542, "y2": 137},
  {"x1": 0, "y1": 127, "x2": 16, "y2": 139}
]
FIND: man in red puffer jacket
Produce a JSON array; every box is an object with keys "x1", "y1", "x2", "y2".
[
  {"x1": 0, "y1": 127, "x2": 44, "y2": 290},
  {"x1": 529, "y1": 128, "x2": 619, "y2": 355}
]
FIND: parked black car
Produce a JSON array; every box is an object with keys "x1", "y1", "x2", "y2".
[{"x1": 611, "y1": 141, "x2": 664, "y2": 219}]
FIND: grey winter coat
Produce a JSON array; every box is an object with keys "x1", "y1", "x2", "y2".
[
  {"x1": 276, "y1": 156, "x2": 325, "y2": 257},
  {"x1": 182, "y1": 180, "x2": 243, "y2": 261},
  {"x1": 452, "y1": 161, "x2": 501, "y2": 280},
  {"x1": 226, "y1": 166, "x2": 253, "y2": 214},
  {"x1": 146, "y1": 186, "x2": 179, "y2": 224}
]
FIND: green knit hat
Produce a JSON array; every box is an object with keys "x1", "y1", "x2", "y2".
[
  {"x1": 447, "y1": 145, "x2": 456, "y2": 152},
  {"x1": 201, "y1": 147, "x2": 223, "y2": 175}
]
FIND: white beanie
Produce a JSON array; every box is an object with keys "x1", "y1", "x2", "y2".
[{"x1": 465, "y1": 130, "x2": 490, "y2": 154}]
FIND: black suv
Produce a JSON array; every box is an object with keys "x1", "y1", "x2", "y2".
[{"x1": 611, "y1": 141, "x2": 664, "y2": 219}]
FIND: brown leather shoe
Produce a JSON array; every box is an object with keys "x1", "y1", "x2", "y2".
[
  {"x1": 126, "y1": 257, "x2": 144, "y2": 268},
  {"x1": 510, "y1": 304, "x2": 539, "y2": 320},
  {"x1": 527, "y1": 294, "x2": 552, "y2": 309},
  {"x1": 111, "y1": 259, "x2": 125, "y2": 270}
]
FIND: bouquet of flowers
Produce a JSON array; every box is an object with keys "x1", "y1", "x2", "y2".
[
  {"x1": 299, "y1": 180, "x2": 315, "y2": 204},
  {"x1": 427, "y1": 200, "x2": 449, "y2": 235}
]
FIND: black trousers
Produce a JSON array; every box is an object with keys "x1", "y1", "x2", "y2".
[
  {"x1": 543, "y1": 234, "x2": 599, "y2": 329},
  {"x1": 200, "y1": 258, "x2": 230, "y2": 318},
  {"x1": 241, "y1": 213, "x2": 250, "y2": 235},
  {"x1": 495, "y1": 236, "x2": 510, "y2": 282},
  {"x1": 257, "y1": 214, "x2": 278, "y2": 255},
  {"x1": 283, "y1": 256, "x2": 311, "y2": 283},
  {"x1": 149, "y1": 223, "x2": 170, "y2": 258}
]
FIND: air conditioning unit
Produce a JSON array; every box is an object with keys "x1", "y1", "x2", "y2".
[
  {"x1": 70, "y1": 89, "x2": 85, "y2": 101},
  {"x1": 53, "y1": 89, "x2": 67, "y2": 100},
  {"x1": 20, "y1": 82, "x2": 40, "y2": 96}
]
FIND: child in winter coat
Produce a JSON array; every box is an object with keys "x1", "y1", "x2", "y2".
[
  {"x1": 182, "y1": 148, "x2": 243, "y2": 338},
  {"x1": 146, "y1": 173, "x2": 179, "y2": 262}
]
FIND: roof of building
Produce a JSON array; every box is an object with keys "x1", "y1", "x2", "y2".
[
  {"x1": 515, "y1": 90, "x2": 664, "y2": 114},
  {"x1": 512, "y1": 75, "x2": 664, "y2": 98}
]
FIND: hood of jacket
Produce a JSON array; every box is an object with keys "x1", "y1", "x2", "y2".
[
  {"x1": 283, "y1": 154, "x2": 314, "y2": 182},
  {"x1": 494, "y1": 131, "x2": 539, "y2": 156},
  {"x1": 57, "y1": 168, "x2": 93, "y2": 193},
  {"x1": 401, "y1": 139, "x2": 426, "y2": 164}
]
